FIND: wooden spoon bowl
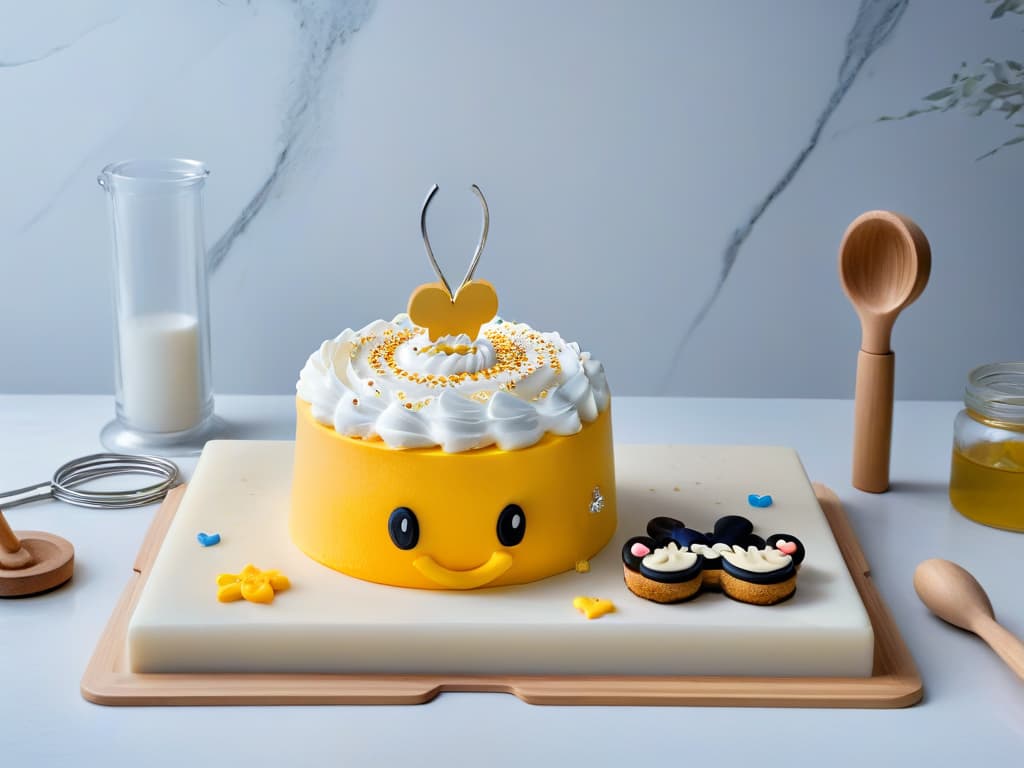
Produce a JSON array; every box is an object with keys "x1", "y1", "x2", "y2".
[{"x1": 840, "y1": 211, "x2": 931, "y2": 354}]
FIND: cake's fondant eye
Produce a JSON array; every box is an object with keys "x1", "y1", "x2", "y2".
[
  {"x1": 496, "y1": 504, "x2": 526, "y2": 547},
  {"x1": 388, "y1": 507, "x2": 419, "y2": 550}
]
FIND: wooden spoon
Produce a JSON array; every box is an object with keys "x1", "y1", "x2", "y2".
[
  {"x1": 839, "y1": 211, "x2": 931, "y2": 493},
  {"x1": 913, "y1": 558, "x2": 1024, "y2": 681}
]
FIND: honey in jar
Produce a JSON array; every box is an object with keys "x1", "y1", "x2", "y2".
[{"x1": 949, "y1": 362, "x2": 1024, "y2": 531}]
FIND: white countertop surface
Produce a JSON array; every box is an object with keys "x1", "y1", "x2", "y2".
[{"x1": 2, "y1": 395, "x2": 1022, "y2": 765}]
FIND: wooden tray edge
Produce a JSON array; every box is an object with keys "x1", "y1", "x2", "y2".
[{"x1": 80, "y1": 482, "x2": 923, "y2": 708}]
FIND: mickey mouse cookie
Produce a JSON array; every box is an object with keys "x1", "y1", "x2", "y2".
[
  {"x1": 621, "y1": 539, "x2": 703, "y2": 604},
  {"x1": 621, "y1": 516, "x2": 805, "y2": 606}
]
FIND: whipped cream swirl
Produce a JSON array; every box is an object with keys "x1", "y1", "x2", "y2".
[{"x1": 296, "y1": 315, "x2": 610, "y2": 452}]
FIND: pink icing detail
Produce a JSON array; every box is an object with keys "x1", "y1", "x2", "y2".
[
  {"x1": 630, "y1": 542, "x2": 651, "y2": 558},
  {"x1": 776, "y1": 541, "x2": 797, "y2": 555}
]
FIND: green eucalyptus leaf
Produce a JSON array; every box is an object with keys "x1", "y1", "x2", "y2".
[
  {"x1": 987, "y1": 61, "x2": 1011, "y2": 83},
  {"x1": 978, "y1": 133, "x2": 1024, "y2": 161},
  {"x1": 925, "y1": 87, "x2": 957, "y2": 101},
  {"x1": 985, "y1": 83, "x2": 1019, "y2": 96}
]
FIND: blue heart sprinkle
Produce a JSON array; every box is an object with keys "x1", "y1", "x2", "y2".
[
  {"x1": 196, "y1": 532, "x2": 221, "y2": 547},
  {"x1": 747, "y1": 494, "x2": 773, "y2": 508}
]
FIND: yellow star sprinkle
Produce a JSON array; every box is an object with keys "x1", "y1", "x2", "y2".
[
  {"x1": 574, "y1": 559, "x2": 590, "y2": 573},
  {"x1": 573, "y1": 596, "x2": 615, "y2": 620},
  {"x1": 216, "y1": 564, "x2": 291, "y2": 605}
]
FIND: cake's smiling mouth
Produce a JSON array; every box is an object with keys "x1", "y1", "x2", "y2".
[{"x1": 412, "y1": 551, "x2": 513, "y2": 589}]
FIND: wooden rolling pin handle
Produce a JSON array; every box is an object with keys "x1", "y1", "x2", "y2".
[
  {"x1": 852, "y1": 349, "x2": 894, "y2": 493},
  {"x1": 975, "y1": 615, "x2": 1024, "y2": 681},
  {"x1": 0, "y1": 509, "x2": 23, "y2": 553}
]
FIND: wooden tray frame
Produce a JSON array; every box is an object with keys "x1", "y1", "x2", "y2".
[{"x1": 81, "y1": 483, "x2": 922, "y2": 708}]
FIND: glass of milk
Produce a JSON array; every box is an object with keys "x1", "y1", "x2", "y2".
[{"x1": 97, "y1": 158, "x2": 222, "y2": 455}]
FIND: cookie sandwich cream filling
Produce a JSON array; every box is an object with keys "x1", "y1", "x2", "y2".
[
  {"x1": 719, "y1": 545, "x2": 793, "y2": 574},
  {"x1": 641, "y1": 542, "x2": 699, "y2": 573}
]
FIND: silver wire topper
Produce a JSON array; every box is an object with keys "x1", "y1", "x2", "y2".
[{"x1": 419, "y1": 184, "x2": 490, "y2": 301}]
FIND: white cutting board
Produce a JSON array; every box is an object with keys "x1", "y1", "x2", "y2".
[{"x1": 127, "y1": 441, "x2": 873, "y2": 677}]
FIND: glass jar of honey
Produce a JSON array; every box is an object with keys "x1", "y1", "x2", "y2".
[{"x1": 950, "y1": 362, "x2": 1024, "y2": 531}]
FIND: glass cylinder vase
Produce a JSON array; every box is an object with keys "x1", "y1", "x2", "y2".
[{"x1": 97, "y1": 158, "x2": 222, "y2": 456}]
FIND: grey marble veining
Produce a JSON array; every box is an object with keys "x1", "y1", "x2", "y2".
[
  {"x1": 12, "y1": 3, "x2": 240, "y2": 235},
  {"x1": 662, "y1": 0, "x2": 909, "y2": 391},
  {"x1": 0, "y1": 15, "x2": 119, "y2": 68},
  {"x1": 207, "y1": 0, "x2": 375, "y2": 272}
]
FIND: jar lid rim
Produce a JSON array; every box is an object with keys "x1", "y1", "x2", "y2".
[{"x1": 966, "y1": 362, "x2": 1024, "y2": 423}]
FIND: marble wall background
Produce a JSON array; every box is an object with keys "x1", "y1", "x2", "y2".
[{"x1": 1, "y1": 0, "x2": 1021, "y2": 399}]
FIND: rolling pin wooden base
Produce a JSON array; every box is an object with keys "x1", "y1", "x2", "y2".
[{"x1": 0, "y1": 509, "x2": 74, "y2": 597}]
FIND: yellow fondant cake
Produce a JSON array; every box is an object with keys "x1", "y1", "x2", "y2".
[
  {"x1": 289, "y1": 314, "x2": 616, "y2": 589},
  {"x1": 291, "y1": 398, "x2": 615, "y2": 589},
  {"x1": 289, "y1": 186, "x2": 615, "y2": 589}
]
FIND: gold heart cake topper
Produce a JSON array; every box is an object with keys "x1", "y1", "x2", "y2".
[{"x1": 408, "y1": 184, "x2": 499, "y2": 342}]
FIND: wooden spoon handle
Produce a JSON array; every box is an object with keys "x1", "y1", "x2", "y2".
[
  {"x1": 975, "y1": 615, "x2": 1024, "y2": 681},
  {"x1": 852, "y1": 349, "x2": 894, "y2": 493}
]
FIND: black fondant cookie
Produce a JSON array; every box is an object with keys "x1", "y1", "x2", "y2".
[{"x1": 622, "y1": 514, "x2": 805, "y2": 606}]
